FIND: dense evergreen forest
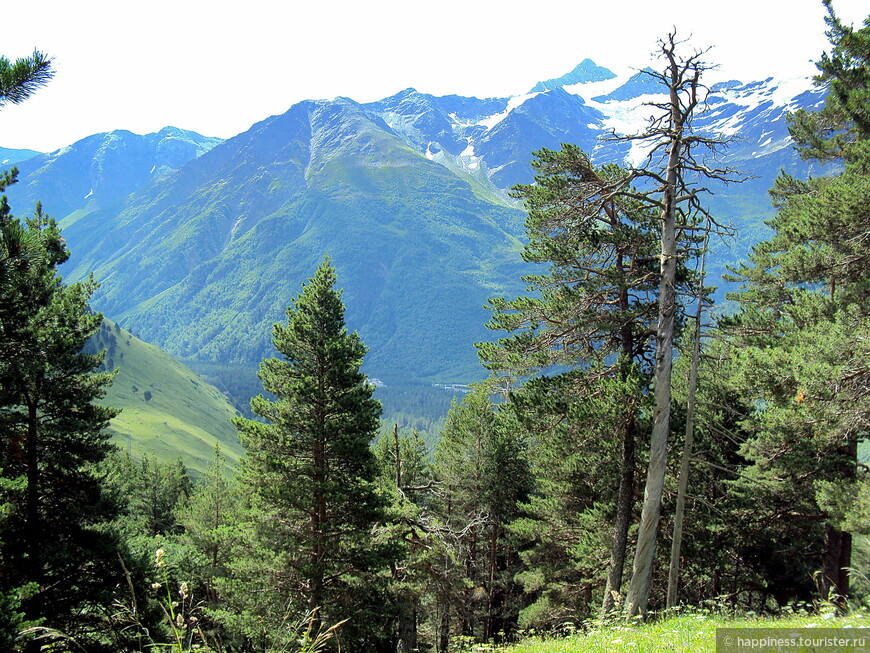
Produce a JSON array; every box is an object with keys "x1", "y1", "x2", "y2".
[{"x1": 0, "y1": 6, "x2": 868, "y2": 652}]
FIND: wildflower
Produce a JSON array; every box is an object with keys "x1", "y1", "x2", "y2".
[
  {"x1": 179, "y1": 582, "x2": 189, "y2": 599},
  {"x1": 155, "y1": 548, "x2": 165, "y2": 568},
  {"x1": 151, "y1": 582, "x2": 162, "y2": 590},
  {"x1": 176, "y1": 613, "x2": 184, "y2": 629}
]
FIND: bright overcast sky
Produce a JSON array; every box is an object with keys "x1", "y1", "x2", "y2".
[{"x1": 2, "y1": 0, "x2": 867, "y2": 152}]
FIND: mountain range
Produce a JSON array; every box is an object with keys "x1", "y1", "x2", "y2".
[{"x1": 3, "y1": 60, "x2": 826, "y2": 398}]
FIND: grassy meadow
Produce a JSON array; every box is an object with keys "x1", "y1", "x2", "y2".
[{"x1": 492, "y1": 609, "x2": 869, "y2": 653}]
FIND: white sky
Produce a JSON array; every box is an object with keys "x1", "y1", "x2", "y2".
[{"x1": 2, "y1": 0, "x2": 867, "y2": 152}]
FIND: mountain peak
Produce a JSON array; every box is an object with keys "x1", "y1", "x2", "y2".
[
  {"x1": 530, "y1": 59, "x2": 616, "y2": 93},
  {"x1": 592, "y1": 67, "x2": 661, "y2": 102}
]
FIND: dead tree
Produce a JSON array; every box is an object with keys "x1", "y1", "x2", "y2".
[{"x1": 612, "y1": 33, "x2": 738, "y2": 617}]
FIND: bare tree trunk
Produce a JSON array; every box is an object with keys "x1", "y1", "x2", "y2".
[
  {"x1": 625, "y1": 205, "x2": 676, "y2": 616},
  {"x1": 621, "y1": 29, "x2": 730, "y2": 617},
  {"x1": 601, "y1": 412, "x2": 636, "y2": 617},
  {"x1": 396, "y1": 592, "x2": 417, "y2": 653},
  {"x1": 25, "y1": 401, "x2": 41, "y2": 570},
  {"x1": 820, "y1": 435, "x2": 857, "y2": 612},
  {"x1": 624, "y1": 56, "x2": 682, "y2": 617},
  {"x1": 666, "y1": 238, "x2": 708, "y2": 608},
  {"x1": 438, "y1": 598, "x2": 450, "y2": 653}
]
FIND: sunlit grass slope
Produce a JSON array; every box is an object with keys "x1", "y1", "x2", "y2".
[
  {"x1": 87, "y1": 319, "x2": 243, "y2": 475},
  {"x1": 501, "y1": 611, "x2": 869, "y2": 653}
]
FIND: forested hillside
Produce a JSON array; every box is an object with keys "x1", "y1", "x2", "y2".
[
  {"x1": 0, "y1": 7, "x2": 868, "y2": 653},
  {"x1": 3, "y1": 42, "x2": 829, "y2": 392}
]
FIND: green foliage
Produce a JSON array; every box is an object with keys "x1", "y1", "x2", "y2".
[
  {"x1": 788, "y1": 1, "x2": 870, "y2": 161},
  {"x1": 85, "y1": 318, "x2": 244, "y2": 475},
  {"x1": 0, "y1": 50, "x2": 53, "y2": 109},
  {"x1": 104, "y1": 451, "x2": 192, "y2": 539},
  {"x1": 510, "y1": 372, "x2": 651, "y2": 625},
  {"x1": 228, "y1": 257, "x2": 399, "y2": 651},
  {"x1": 0, "y1": 180, "x2": 124, "y2": 646},
  {"x1": 479, "y1": 144, "x2": 665, "y2": 379},
  {"x1": 715, "y1": 9, "x2": 870, "y2": 607},
  {"x1": 478, "y1": 143, "x2": 688, "y2": 623},
  {"x1": 174, "y1": 445, "x2": 245, "y2": 646},
  {"x1": 431, "y1": 384, "x2": 532, "y2": 645}
]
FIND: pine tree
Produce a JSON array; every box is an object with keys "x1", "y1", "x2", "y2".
[
  {"x1": 478, "y1": 143, "x2": 695, "y2": 618},
  {"x1": 104, "y1": 452, "x2": 192, "y2": 539},
  {"x1": 431, "y1": 385, "x2": 531, "y2": 645},
  {"x1": 721, "y1": 3, "x2": 869, "y2": 607},
  {"x1": 1, "y1": 49, "x2": 54, "y2": 291},
  {"x1": 372, "y1": 427, "x2": 431, "y2": 653},
  {"x1": 788, "y1": 1, "x2": 870, "y2": 162},
  {"x1": 230, "y1": 257, "x2": 398, "y2": 651},
  {"x1": 0, "y1": 50, "x2": 53, "y2": 110},
  {"x1": 0, "y1": 190, "x2": 120, "y2": 646}
]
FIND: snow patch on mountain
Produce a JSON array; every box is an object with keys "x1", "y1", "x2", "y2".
[
  {"x1": 460, "y1": 140, "x2": 481, "y2": 170},
  {"x1": 476, "y1": 93, "x2": 541, "y2": 130},
  {"x1": 562, "y1": 71, "x2": 637, "y2": 103}
]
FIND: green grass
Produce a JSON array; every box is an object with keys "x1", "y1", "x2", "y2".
[
  {"x1": 495, "y1": 611, "x2": 869, "y2": 653},
  {"x1": 89, "y1": 319, "x2": 244, "y2": 475}
]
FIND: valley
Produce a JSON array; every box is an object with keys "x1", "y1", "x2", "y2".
[{"x1": 3, "y1": 61, "x2": 826, "y2": 438}]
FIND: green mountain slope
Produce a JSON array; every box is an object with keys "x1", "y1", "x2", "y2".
[
  {"x1": 86, "y1": 319, "x2": 243, "y2": 474},
  {"x1": 6, "y1": 68, "x2": 825, "y2": 397},
  {"x1": 62, "y1": 99, "x2": 528, "y2": 384}
]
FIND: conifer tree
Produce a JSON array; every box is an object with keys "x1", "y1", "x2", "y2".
[
  {"x1": 104, "y1": 452, "x2": 192, "y2": 539},
  {"x1": 431, "y1": 385, "x2": 531, "y2": 645},
  {"x1": 0, "y1": 50, "x2": 53, "y2": 110},
  {"x1": 372, "y1": 427, "x2": 431, "y2": 653},
  {"x1": 0, "y1": 188, "x2": 120, "y2": 646},
  {"x1": 478, "y1": 144, "x2": 691, "y2": 618},
  {"x1": 231, "y1": 257, "x2": 398, "y2": 651},
  {"x1": 721, "y1": 5, "x2": 869, "y2": 604}
]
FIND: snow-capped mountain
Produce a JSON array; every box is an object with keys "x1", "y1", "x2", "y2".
[
  {"x1": 365, "y1": 63, "x2": 823, "y2": 194},
  {"x1": 1, "y1": 61, "x2": 824, "y2": 386}
]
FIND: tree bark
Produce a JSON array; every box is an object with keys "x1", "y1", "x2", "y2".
[
  {"x1": 624, "y1": 62, "x2": 682, "y2": 616},
  {"x1": 25, "y1": 400, "x2": 42, "y2": 589},
  {"x1": 396, "y1": 591, "x2": 417, "y2": 653},
  {"x1": 821, "y1": 525, "x2": 851, "y2": 610},
  {"x1": 819, "y1": 435, "x2": 857, "y2": 611},
  {"x1": 666, "y1": 239, "x2": 708, "y2": 608},
  {"x1": 438, "y1": 598, "x2": 450, "y2": 653},
  {"x1": 484, "y1": 522, "x2": 500, "y2": 641},
  {"x1": 601, "y1": 413, "x2": 636, "y2": 617}
]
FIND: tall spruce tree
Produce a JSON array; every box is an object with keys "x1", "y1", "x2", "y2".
[
  {"x1": 0, "y1": 189, "x2": 120, "y2": 647},
  {"x1": 231, "y1": 257, "x2": 397, "y2": 651}
]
